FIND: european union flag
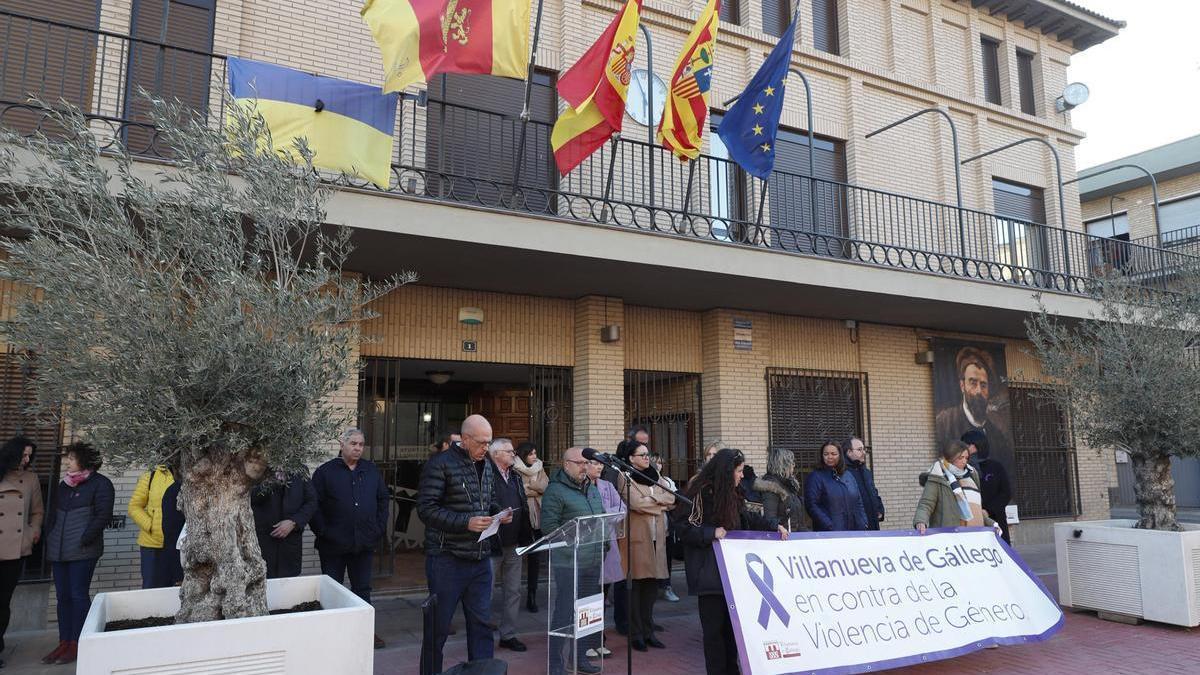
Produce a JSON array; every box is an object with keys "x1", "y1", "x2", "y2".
[{"x1": 715, "y1": 17, "x2": 795, "y2": 180}]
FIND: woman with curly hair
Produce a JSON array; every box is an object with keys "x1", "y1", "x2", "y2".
[
  {"x1": 673, "y1": 448, "x2": 787, "y2": 675},
  {"x1": 41, "y1": 442, "x2": 115, "y2": 665}
]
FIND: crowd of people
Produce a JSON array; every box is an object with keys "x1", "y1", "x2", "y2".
[
  {"x1": 0, "y1": 427, "x2": 392, "y2": 666},
  {"x1": 0, "y1": 412, "x2": 1012, "y2": 674},
  {"x1": 416, "y1": 415, "x2": 1012, "y2": 675}
]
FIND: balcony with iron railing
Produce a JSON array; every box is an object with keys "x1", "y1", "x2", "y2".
[{"x1": 2, "y1": 9, "x2": 1196, "y2": 299}]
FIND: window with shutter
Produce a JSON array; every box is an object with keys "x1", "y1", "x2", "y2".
[
  {"x1": 0, "y1": 345, "x2": 62, "y2": 582},
  {"x1": 1009, "y1": 384, "x2": 1079, "y2": 519},
  {"x1": 762, "y1": 0, "x2": 789, "y2": 38},
  {"x1": 980, "y1": 36, "x2": 1002, "y2": 105},
  {"x1": 425, "y1": 72, "x2": 557, "y2": 213},
  {"x1": 0, "y1": 1, "x2": 100, "y2": 135},
  {"x1": 124, "y1": 0, "x2": 216, "y2": 155},
  {"x1": 766, "y1": 368, "x2": 871, "y2": 482},
  {"x1": 811, "y1": 0, "x2": 839, "y2": 56},
  {"x1": 1017, "y1": 49, "x2": 1036, "y2": 115},
  {"x1": 767, "y1": 128, "x2": 847, "y2": 249},
  {"x1": 992, "y1": 178, "x2": 1049, "y2": 276},
  {"x1": 719, "y1": 0, "x2": 740, "y2": 26}
]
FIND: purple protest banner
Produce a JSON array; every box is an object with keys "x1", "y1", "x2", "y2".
[{"x1": 714, "y1": 527, "x2": 1063, "y2": 674}]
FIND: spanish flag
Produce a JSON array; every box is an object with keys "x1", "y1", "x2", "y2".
[
  {"x1": 550, "y1": 0, "x2": 642, "y2": 175},
  {"x1": 362, "y1": 0, "x2": 531, "y2": 94},
  {"x1": 228, "y1": 58, "x2": 398, "y2": 188},
  {"x1": 658, "y1": 0, "x2": 719, "y2": 161}
]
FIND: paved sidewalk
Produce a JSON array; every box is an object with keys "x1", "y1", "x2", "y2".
[{"x1": 2, "y1": 545, "x2": 1194, "y2": 674}]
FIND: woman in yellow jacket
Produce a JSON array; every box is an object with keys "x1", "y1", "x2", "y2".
[{"x1": 128, "y1": 463, "x2": 182, "y2": 588}]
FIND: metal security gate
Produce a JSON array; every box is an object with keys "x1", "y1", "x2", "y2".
[
  {"x1": 766, "y1": 368, "x2": 871, "y2": 481},
  {"x1": 531, "y1": 365, "x2": 573, "y2": 466},
  {"x1": 624, "y1": 370, "x2": 701, "y2": 484},
  {"x1": 1009, "y1": 383, "x2": 1080, "y2": 519}
]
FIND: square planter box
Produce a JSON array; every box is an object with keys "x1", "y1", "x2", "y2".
[
  {"x1": 78, "y1": 575, "x2": 374, "y2": 674},
  {"x1": 1055, "y1": 519, "x2": 1200, "y2": 627}
]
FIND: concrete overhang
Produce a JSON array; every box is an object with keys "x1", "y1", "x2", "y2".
[{"x1": 327, "y1": 190, "x2": 1098, "y2": 339}]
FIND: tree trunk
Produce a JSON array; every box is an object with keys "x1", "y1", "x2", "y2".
[
  {"x1": 176, "y1": 450, "x2": 269, "y2": 624},
  {"x1": 1130, "y1": 450, "x2": 1181, "y2": 531}
]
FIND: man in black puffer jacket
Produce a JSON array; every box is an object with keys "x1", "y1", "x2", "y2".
[{"x1": 417, "y1": 414, "x2": 509, "y2": 674}]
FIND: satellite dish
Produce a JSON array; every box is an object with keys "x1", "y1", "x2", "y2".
[{"x1": 626, "y1": 69, "x2": 666, "y2": 127}]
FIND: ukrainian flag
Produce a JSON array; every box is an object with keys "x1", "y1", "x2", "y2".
[{"x1": 228, "y1": 58, "x2": 398, "y2": 188}]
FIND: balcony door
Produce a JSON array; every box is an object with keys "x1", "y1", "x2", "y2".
[
  {"x1": 425, "y1": 72, "x2": 557, "y2": 213},
  {"x1": 0, "y1": 0, "x2": 100, "y2": 135},
  {"x1": 123, "y1": 0, "x2": 215, "y2": 154},
  {"x1": 991, "y1": 178, "x2": 1050, "y2": 279}
]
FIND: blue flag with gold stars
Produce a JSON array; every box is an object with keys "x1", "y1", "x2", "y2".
[{"x1": 715, "y1": 17, "x2": 795, "y2": 180}]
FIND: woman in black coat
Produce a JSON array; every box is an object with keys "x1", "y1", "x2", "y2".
[
  {"x1": 41, "y1": 442, "x2": 115, "y2": 666},
  {"x1": 672, "y1": 448, "x2": 788, "y2": 675},
  {"x1": 962, "y1": 430, "x2": 1012, "y2": 543},
  {"x1": 756, "y1": 447, "x2": 809, "y2": 532},
  {"x1": 842, "y1": 437, "x2": 884, "y2": 530}
]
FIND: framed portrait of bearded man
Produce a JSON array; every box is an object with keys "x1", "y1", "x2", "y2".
[{"x1": 931, "y1": 338, "x2": 1014, "y2": 489}]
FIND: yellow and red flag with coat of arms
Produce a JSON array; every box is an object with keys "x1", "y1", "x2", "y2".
[
  {"x1": 658, "y1": 0, "x2": 719, "y2": 161},
  {"x1": 361, "y1": 0, "x2": 530, "y2": 93},
  {"x1": 550, "y1": 0, "x2": 642, "y2": 175}
]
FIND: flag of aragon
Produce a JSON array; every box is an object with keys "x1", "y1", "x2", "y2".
[
  {"x1": 362, "y1": 0, "x2": 530, "y2": 93},
  {"x1": 227, "y1": 57, "x2": 398, "y2": 188},
  {"x1": 551, "y1": 0, "x2": 642, "y2": 175},
  {"x1": 658, "y1": 0, "x2": 719, "y2": 161}
]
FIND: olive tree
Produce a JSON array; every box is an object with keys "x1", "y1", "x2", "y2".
[
  {"x1": 1026, "y1": 271, "x2": 1200, "y2": 531},
  {"x1": 0, "y1": 100, "x2": 410, "y2": 621}
]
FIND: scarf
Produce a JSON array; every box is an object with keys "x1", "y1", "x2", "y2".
[
  {"x1": 928, "y1": 460, "x2": 983, "y2": 525},
  {"x1": 512, "y1": 458, "x2": 543, "y2": 478},
  {"x1": 64, "y1": 469, "x2": 92, "y2": 488},
  {"x1": 631, "y1": 463, "x2": 661, "y2": 486}
]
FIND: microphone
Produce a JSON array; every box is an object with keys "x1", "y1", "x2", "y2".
[{"x1": 581, "y1": 447, "x2": 616, "y2": 464}]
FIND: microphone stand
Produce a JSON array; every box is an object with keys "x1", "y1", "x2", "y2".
[{"x1": 600, "y1": 455, "x2": 693, "y2": 675}]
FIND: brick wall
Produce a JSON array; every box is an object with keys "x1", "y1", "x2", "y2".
[{"x1": 1081, "y1": 171, "x2": 1200, "y2": 242}]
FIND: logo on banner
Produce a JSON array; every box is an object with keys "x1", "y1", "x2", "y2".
[
  {"x1": 746, "y1": 552, "x2": 790, "y2": 628},
  {"x1": 763, "y1": 640, "x2": 803, "y2": 661}
]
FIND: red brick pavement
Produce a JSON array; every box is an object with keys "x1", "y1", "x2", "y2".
[{"x1": 386, "y1": 575, "x2": 1197, "y2": 675}]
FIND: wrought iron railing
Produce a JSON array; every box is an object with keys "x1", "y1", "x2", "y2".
[
  {"x1": 1129, "y1": 223, "x2": 1200, "y2": 260},
  {"x1": 2, "y1": 8, "x2": 1197, "y2": 297}
]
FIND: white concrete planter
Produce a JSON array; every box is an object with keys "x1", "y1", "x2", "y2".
[
  {"x1": 1055, "y1": 519, "x2": 1200, "y2": 627},
  {"x1": 78, "y1": 575, "x2": 374, "y2": 674}
]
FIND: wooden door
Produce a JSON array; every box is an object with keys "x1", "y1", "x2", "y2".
[{"x1": 469, "y1": 389, "x2": 531, "y2": 446}]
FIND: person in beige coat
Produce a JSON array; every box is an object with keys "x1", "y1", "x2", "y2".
[
  {"x1": 514, "y1": 442, "x2": 549, "y2": 612},
  {"x1": 0, "y1": 436, "x2": 44, "y2": 667},
  {"x1": 613, "y1": 439, "x2": 676, "y2": 651}
]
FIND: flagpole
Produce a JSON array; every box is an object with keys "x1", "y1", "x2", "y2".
[
  {"x1": 638, "y1": 24, "x2": 655, "y2": 210},
  {"x1": 600, "y1": 135, "x2": 621, "y2": 222},
  {"x1": 680, "y1": 159, "x2": 696, "y2": 232},
  {"x1": 510, "y1": 0, "x2": 548, "y2": 206}
]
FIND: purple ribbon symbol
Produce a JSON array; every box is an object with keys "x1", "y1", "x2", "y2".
[{"x1": 745, "y1": 552, "x2": 790, "y2": 629}]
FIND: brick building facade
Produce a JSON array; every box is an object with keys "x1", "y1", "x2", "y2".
[{"x1": 0, "y1": 0, "x2": 1138, "y2": 621}]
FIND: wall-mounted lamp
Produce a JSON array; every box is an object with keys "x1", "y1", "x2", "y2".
[
  {"x1": 458, "y1": 307, "x2": 484, "y2": 325},
  {"x1": 426, "y1": 370, "x2": 453, "y2": 385},
  {"x1": 421, "y1": 412, "x2": 433, "y2": 423},
  {"x1": 600, "y1": 325, "x2": 621, "y2": 343},
  {"x1": 914, "y1": 350, "x2": 935, "y2": 365},
  {"x1": 1055, "y1": 82, "x2": 1090, "y2": 113}
]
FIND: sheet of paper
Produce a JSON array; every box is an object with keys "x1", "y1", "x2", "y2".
[{"x1": 477, "y1": 507, "x2": 513, "y2": 542}]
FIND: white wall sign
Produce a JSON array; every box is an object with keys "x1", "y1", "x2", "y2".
[{"x1": 715, "y1": 528, "x2": 1062, "y2": 674}]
